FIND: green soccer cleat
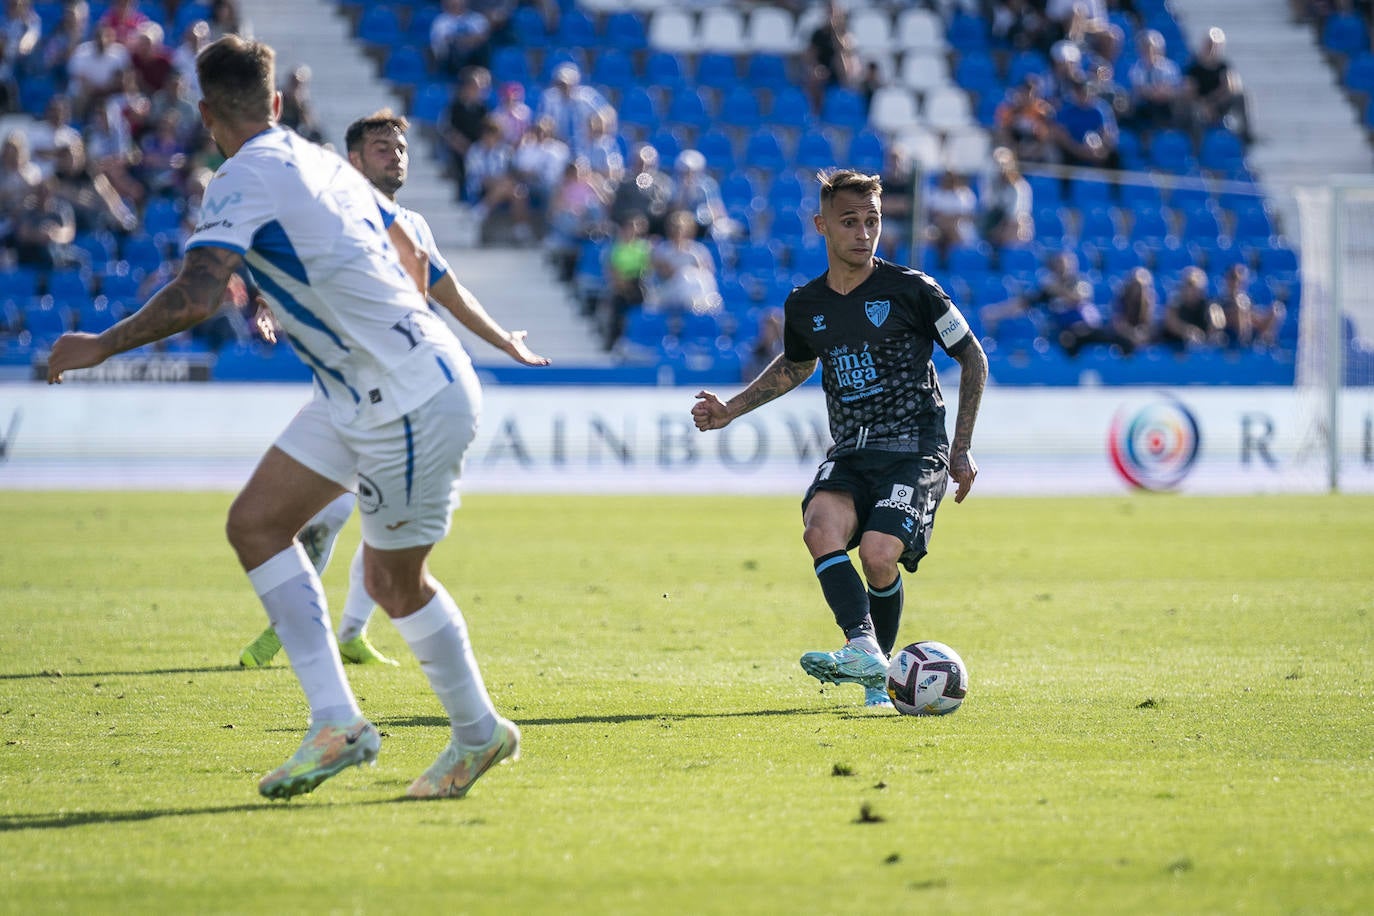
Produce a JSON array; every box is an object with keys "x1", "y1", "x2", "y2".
[
  {"x1": 338, "y1": 633, "x2": 400, "y2": 667},
  {"x1": 407, "y1": 717, "x2": 521, "y2": 800},
  {"x1": 258, "y1": 716, "x2": 380, "y2": 800},
  {"x1": 800, "y1": 641, "x2": 890, "y2": 689},
  {"x1": 864, "y1": 685, "x2": 895, "y2": 708},
  {"x1": 239, "y1": 627, "x2": 282, "y2": 668}
]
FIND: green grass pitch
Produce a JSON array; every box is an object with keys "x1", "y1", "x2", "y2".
[{"x1": 1, "y1": 492, "x2": 1371, "y2": 914}]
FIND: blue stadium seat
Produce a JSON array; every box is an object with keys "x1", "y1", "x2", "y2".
[
  {"x1": 1078, "y1": 206, "x2": 1121, "y2": 245},
  {"x1": 121, "y1": 234, "x2": 165, "y2": 275},
  {"x1": 997, "y1": 245, "x2": 1039, "y2": 280},
  {"x1": 357, "y1": 5, "x2": 403, "y2": 49},
  {"x1": 820, "y1": 86, "x2": 866, "y2": 132},
  {"x1": 604, "y1": 11, "x2": 648, "y2": 52},
  {"x1": 766, "y1": 86, "x2": 814, "y2": 131},
  {"x1": 794, "y1": 128, "x2": 836, "y2": 172},
  {"x1": 953, "y1": 51, "x2": 999, "y2": 99},
  {"x1": 766, "y1": 170, "x2": 805, "y2": 210},
  {"x1": 646, "y1": 125, "x2": 686, "y2": 164},
  {"x1": 1152, "y1": 240, "x2": 1194, "y2": 273},
  {"x1": 695, "y1": 128, "x2": 737, "y2": 173},
  {"x1": 1180, "y1": 204, "x2": 1222, "y2": 243},
  {"x1": 46, "y1": 268, "x2": 90, "y2": 303},
  {"x1": 717, "y1": 85, "x2": 762, "y2": 131},
  {"x1": 1130, "y1": 206, "x2": 1173, "y2": 246},
  {"x1": 590, "y1": 49, "x2": 636, "y2": 95},
  {"x1": 618, "y1": 86, "x2": 661, "y2": 133},
  {"x1": 142, "y1": 198, "x2": 182, "y2": 237},
  {"x1": 1149, "y1": 129, "x2": 1196, "y2": 173},
  {"x1": 1005, "y1": 50, "x2": 1049, "y2": 87},
  {"x1": 1069, "y1": 178, "x2": 1113, "y2": 211},
  {"x1": 622, "y1": 308, "x2": 671, "y2": 349},
  {"x1": 665, "y1": 87, "x2": 713, "y2": 135},
  {"x1": 411, "y1": 82, "x2": 451, "y2": 127},
  {"x1": 1346, "y1": 51, "x2": 1374, "y2": 96},
  {"x1": 695, "y1": 52, "x2": 738, "y2": 93},
  {"x1": 1026, "y1": 173, "x2": 1062, "y2": 206},
  {"x1": 1229, "y1": 199, "x2": 1274, "y2": 244},
  {"x1": 847, "y1": 129, "x2": 886, "y2": 172},
  {"x1": 745, "y1": 54, "x2": 791, "y2": 94},
  {"x1": 76, "y1": 297, "x2": 121, "y2": 333},
  {"x1": 946, "y1": 11, "x2": 989, "y2": 54},
  {"x1": 0, "y1": 266, "x2": 40, "y2": 298},
  {"x1": 100, "y1": 263, "x2": 143, "y2": 300},
  {"x1": 1098, "y1": 241, "x2": 1143, "y2": 275},
  {"x1": 644, "y1": 51, "x2": 687, "y2": 94},
  {"x1": 557, "y1": 9, "x2": 598, "y2": 47},
  {"x1": 770, "y1": 209, "x2": 807, "y2": 248},
  {"x1": 1258, "y1": 244, "x2": 1299, "y2": 275},
  {"x1": 1033, "y1": 205, "x2": 1067, "y2": 241},
  {"x1": 489, "y1": 46, "x2": 533, "y2": 85},
  {"x1": 1198, "y1": 128, "x2": 1245, "y2": 177},
  {"x1": 539, "y1": 48, "x2": 588, "y2": 84},
  {"x1": 947, "y1": 243, "x2": 991, "y2": 274},
  {"x1": 1323, "y1": 12, "x2": 1369, "y2": 58},
  {"x1": 22, "y1": 301, "x2": 73, "y2": 344},
  {"x1": 744, "y1": 130, "x2": 788, "y2": 174},
  {"x1": 509, "y1": 4, "x2": 548, "y2": 46},
  {"x1": 383, "y1": 46, "x2": 429, "y2": 88},
  {"x1": 1119, "y1": 180, "x2": 1164, "y2": 212},
  {"x1": 721, "y1": 170, "x2": 760, "y2": 211}
]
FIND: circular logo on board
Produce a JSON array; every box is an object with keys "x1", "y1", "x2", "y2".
[{"x1": 1107, "y1": 397, "x2": 1202, "y2": 491}]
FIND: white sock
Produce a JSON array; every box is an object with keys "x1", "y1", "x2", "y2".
[
  {"x1": 336, "y1": 543, "x2": 375, "y2": 644},
  {"x1": 247, "y1": 543, "x2": 360, "y2": 724},
  {"x1": 391, "y1": 584, "x2": 496, "y2": 747},
  {"x1": 298, "y1": 492, "x2": 356, "y2": 575}
]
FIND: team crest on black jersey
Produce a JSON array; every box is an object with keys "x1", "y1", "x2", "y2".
[{"x1": 865, "y1": 299, "x2": 891, "y2": 327}]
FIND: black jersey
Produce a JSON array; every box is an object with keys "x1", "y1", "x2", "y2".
[{"x1": 782, "y1": 258, "x2": 974, "y2": 459}]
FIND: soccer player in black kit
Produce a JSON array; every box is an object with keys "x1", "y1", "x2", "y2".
[{"x1": 692, "y1": 169, "x2": 988, "y2": 708}]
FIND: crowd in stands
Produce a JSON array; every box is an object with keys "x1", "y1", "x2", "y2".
[{"x1": 3, "y1": 0, "x2": 1346, "y2": 385}]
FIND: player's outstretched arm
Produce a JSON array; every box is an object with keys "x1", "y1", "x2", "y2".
[
  {"x1": 692, "y1": 353, "x2": 816, "y2": 431},
  {"x1": 47, "y1": 245, "x2": 243, "y2": 383},
  {"x1": 388, "y1": 218, "x2": 430, "y2": 301},
  {"x1": 429, "y1": 273, "x2": 550, "y2": 367},
  {"x1": 949, "y1": 337, "x2": 989, "y2": 503}
]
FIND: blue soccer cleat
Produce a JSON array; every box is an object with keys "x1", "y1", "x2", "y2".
[{"x1": 800, "y1": 641, "x2": 890, "y2": 689}]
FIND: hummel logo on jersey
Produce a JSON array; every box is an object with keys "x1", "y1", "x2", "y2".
[
  {"x1": 812, "y1": 314, "x2": 827, "y2": 331},
  {"x1": 865, "y1": 299, "x2": 891, "y2": 327}
]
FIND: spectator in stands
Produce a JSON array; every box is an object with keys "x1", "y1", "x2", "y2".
[
  {"x1": 171, "y1": 18, "x2": 210, "y2": 94},
  {"x1": 430, "y1": 0, "x2": 492, "y2": 77},
  {"x1": 1042, "y1": 39, "x2": 1087, "y2": 103},
  {"x1": 925, "y1": 168, "x2": 978, "y2": 264},
  {"x1": 546, "y1": 156, "x2": 609, "y2": 279},
  {"x1": 27, "y1": 95, "x2": 81, "y2": 178},
  {"x1": 1, "y1": 0, "x2": 41, "y2": 111},
  {"x1": 98, "y1": 0, "x2": 149, "y2": 46},
  {"x1": 1216, "y1": 262, "x2": 1286, "y2": 350},
  {"x1": 537, "y1": 61, "x2": 614, "y2": 156},
  {"x1": 610, "y1": 142, "x2": 674, "y2": 239},
  {"x1": 129, "y1": 21, "x2": 173, "y2": 95},
  {"x1": 1184, "y1": 27, "x2": 1253, "y2": 144},
  {"x1": 651, "y1": 209, "x2": 721, "y2": 316},
  {"x1": 669, "y1": 149, "x2": 729, "y2": 240},
  {"x1": 992, "y1": 0, "x2": 1054, "y2": 54},
  {"x1": 1160, "y1": 265, "x2": 1226, "y2": 349},
  {"x1": 470, "y1": 0, "x2": 515, "y2": 48},
  {"x1": 150, "y1": 70, "x2": 201, "y2": 146},
  {"x1": 52, "y1": 136, "x2": 137, "y2": 233},
  {"x1": 980, "y1": 249, "x2": 1083, "y2": 334},
  {"x1": 464, "y1": 114, "x2": 532, "y2": 244},
  {"x1": 0, "y1": 129, "x2": 41, "y2": 216},
  {"x1": 1112, "y1": 267, "x2": 1160, "y2": 352},
  {"x1": 137, "y1": 110, "x2": 191, "y2": 197},
  {"x1": 803, "y1": 0, "x2": 858, "y2": 113},
  {"x1": 1127, "y1": 29, "x2": 1185, "y2": 134},
  {"x1": 1051, "y1": 75, "x2": 1121, "y2": 170},
  {"x1": 278, "y1": 64, "x2": 325, "y2": 145},
  {"x1": 491, "y1": 81, "x2": 531, "y2": 147},
  {"x1": 858, "y1": 58, "x2": 886, "y2": 114},
  {"x1": 582, "y1": 109, "x2": 624, "y2": 189},
  {"x1": 82, "y1": 102, "x2": 141, "y2": 203},
  {"x1": 979, "y1": 146, "x2": 1033, "y2": 248},
  {"x1": 13, "y1": 178, "x2": 77, "y2": 269},
  {"x1": 511, "y1": 114, "x2": 571, "y2": 224},
  {"x1": 208, "y1": 0, "x2": 251, "y2": 41},
  {"x1": 744, "y1": 306, "x2": 785, "y2": 382},
  {"x1": 994, "y1": 76, "x2": 1056, "y2": 165},
  {"x1": 67, "y1": 22, "x2": 130, "y2": 119},
  {"x1": 877, "y1": 146, "x2": 914, "y2": 262},
  {"x1": 600, "y1": 214, "x2": 651, "y2": 350},
  {"x1": 441, "y1": 65, "x2": 491, "y2": 196},
  {"x1": 104, "y1": 66, "x2": 154, "y2": 163},
  {"x1": 1046, "y1": 277, "x2": 1137, "y2": 356},
  {"x1": 39, "y1": 1, "x2": 89, "y2": 88}
]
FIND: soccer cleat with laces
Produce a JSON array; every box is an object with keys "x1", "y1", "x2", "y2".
[
  {"x1": 338, "y1": 633, "x2": 400, "y2": 666},
  {"x1": 239, "y1": 627, "x2": 283, "y2": 668},
  {"x1": 800, "y1": 641, "x2": 890, "y2": 689},
  {"x1": 864, "y1": 685, "x2": 895, "y2": 708},
  {"x1": 407, "y1": 717, "x2": 521, "y2": 799},
  {"x1": 258, "y1": 716, "x2": 380, "y2": 800}
]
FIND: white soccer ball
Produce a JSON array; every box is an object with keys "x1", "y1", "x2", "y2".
[{"x1": 886, "y1": 641, "x2": 968, "y2": 716}]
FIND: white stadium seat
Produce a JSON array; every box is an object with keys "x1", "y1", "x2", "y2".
[
  {"x1": 942, "y1": 126, "x2": 992, "y2": 170},
  {"x1": 895, "y1": 8, "x2": 945, "y2": 54},
  {"x1": 848, "y1": 8, "x2": 895, "y2": 55},
  {"x1": 923, "y1": 86, "x2": 974, "y2": 133},
  {"x1": 899, "y1": 53, "x2": 950, "y2": 94},
  {"x1": 745, "y1": 7, "x2": 799, "y2": 55},
  {"x1": 894, "y1": 126, "x2": 943, "y2": 173},
  {"x1": 698, "y1": 8, "x2": 748, "y2": 54},
  {"x1": 867, "y1": 85, "x2": 921, "y2": 135},
  {"x1": 648, "y1": 8, "x2": 698, "y2": 54}
]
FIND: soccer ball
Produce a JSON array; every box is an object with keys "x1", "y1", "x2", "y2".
[{"x1": 886, "y1": 641, "x2": 968, "y2": 716}]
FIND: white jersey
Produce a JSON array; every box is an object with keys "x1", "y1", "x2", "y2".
[{"x1": 187, "y1": 126, "x2": 470, "y2": 429}]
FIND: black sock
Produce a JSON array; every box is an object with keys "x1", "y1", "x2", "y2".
[
  {"x1": 868, "y1": 575, "x2": 904, "y2": 657},
  {"x1": 814, "y1": 551, "x2": 874, "y2": 643}
]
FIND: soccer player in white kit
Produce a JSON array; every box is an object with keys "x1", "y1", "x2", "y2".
[
  {"x1": 48, "y1": 36, "x2": 529, "y2": 800},
  {"x1": 237, "y1": 108, "x2": 549, "y2": 670}
]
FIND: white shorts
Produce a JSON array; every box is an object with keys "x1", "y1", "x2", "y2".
[{"x1": 274, "y1": 378, "x2": 480, "y2": 550}]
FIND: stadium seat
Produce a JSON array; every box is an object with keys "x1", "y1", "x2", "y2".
[
  {"x1": 745, "y1": 7, "x2": 797, "y2": 55},
  {"x1": 946, "y1": 11, "x2": 989, "y2": 55},
  {"x1": 743, "y1": 130, "x2": 788, "y2": 174},
  {"x1": 590, "y1": 49, "x2": 636, "y2": 96},
  {"x1": 617, "y1": 86, "x2": 661, "y2": 132},
  {"x1": 849, "y1": 8, "x2": 896, "y2": 55},
  {"x1": 22, "y1": 300, "x2": 73, "y2": 344},
  {"x1": 793, "y1": 128, "x2": 836, "y2": 172},
  {"x1": 847, "y1": 129, "x2": 886, "y2": 172},
  {"x1": 1149, "y1": 129, "x2": 1196, "y2": 174},
  {"x1": 643, "y1": 51, "x2": 687, "y2": 93},
  {"x1": 868, "y1": 86, "x2": 920, "y2": 135},
  {"x1": 770, "y1": 208, "x2": 808, "y2": 248},
  {"x1": 1180, "y1": 204, "x2": 1223, "y2": 243},
  {"x1": 645, "y1": 125, "x2": 685, "y2": 164},
  {"x1": 821, "y1": 86, "x2": 867, "y2": 133},
  {"x1": 695, "y1": 128, "x2": 736, "y2": 173},
  {"x1": 695, "y1": 52, "x2": 738, "y2": 93},
  {"x1": 1152, "y1": 240, "x2": 1194, "y2": 273},
  {"x1": 648, "y1": 8, "x2": 697, "y2": 55},
  {"x1": 0, "y1": 266, "x2": 40, "y2": 299},
  {"x1": 1033, "y1": 205, "x2": 1067, "y2": 241},
  {"x1": 383, "y1": 47, "x2": 429, "y2": 90},
  {"x1": 604, "y1": 11, "x2": 648, "y2": 52},
  {"x1": 47, "y1": 268, "x2": 91, "y2": 303},
  {"x1": 698, "y1": 7, "x2": 747, "y2": 53},
  {"x1": 76, "y1": 297, "x2": 121, "y2": 333},
  {"x1": 717, "y1": 85, "x2": 761, "y2": 131},
  {"x1": 766, "y1": 85, "x2": 814, "y2": 131},
  {"x1": 899, "y1": 53, "x2": 950, "y2": 94},
  {"x1": 1069, "y1": 179, "x2": 1113, "y2": 211},
  {"x1": 1130, "y1": 206, "x2": 1173, "y2": 246},
  {"x1": 1323, "y1": 12, "x2": 1369, "y2": 58},
  {"x1": 953, "y1": 51, "x2": 999, "y2": 101},
  {"x1": 896, "y1": 8, "x2": 945, "y2": 54},
  {"x1": 1229, "y1": 199, "x2": 1275, "y2": 244},
  {"x1": 1259, "y1": 244, "x2": 1299, "y2": 275},
  {"x1": 944, "y1": 127, "x2": 990, "y2": 167},
  {"x1": 665, "y1": 87, "x2": 713, "y2": 135},
  {"x1": 410, "y1": 82, "x2": 451, "y2": 127},
  {"x1": 766, "y1": 170, "x2": 805, "y2": 211},
  {"x1": 947, "y1": 243, "x2": 991, "y2": 275},
  {"x1": 509, "y1": 5, "x2": 548, "y2": 46},
  {"x1": 489, "y1": 46, "x2": 533, "y2": 85},
  {"x1": 1198, "y1": 128, "x2": 1246, "y2": 177},
  {"x1": 744, "y1": 53, "x2": 791, "y2": 94},
  {"x1": 557, "y1": 9, "x2": 598, "y2": 47},
  {"x1": 1006, "y1": 50, "x2": 1049, "y2": 87},
  {"x1": 720, "y1": 170, "x2": 760, "y2": 212},
  {"x1": 357, "y1": 5, "x2": 403, "y2": 50}
]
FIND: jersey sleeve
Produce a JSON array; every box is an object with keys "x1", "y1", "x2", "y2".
[
  {"x1": 402, "y1": 209, "x2": 451, "y2": 286},
  {"x1": 918, "y1": 274, "x2": 975, "y2": 357},
  {"x1": 781, "y1": 288, "x2": 815, "y2": 363},
  {"x1": 186, "y1": 164, "x2": 274, "y2": 255}
]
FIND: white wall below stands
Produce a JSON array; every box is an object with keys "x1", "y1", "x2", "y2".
[{"x1": 1, "y1": 384, "x2": 1371, "y2": 494}]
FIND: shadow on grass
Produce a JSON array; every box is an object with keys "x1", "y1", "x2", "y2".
[
  {"x1": 0, "y1": 797, "x2": 411, "y2": 833},
  {"x1": 0, "y1": 665, "x2": 251, "y2": 680},
  {"x1": 377, "y1": 705, "x2": 845, "y2": 729}
]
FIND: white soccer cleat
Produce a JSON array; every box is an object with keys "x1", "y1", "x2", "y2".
[{"x1": 407, "y1": 717, "x2": 521, "y2": 799}]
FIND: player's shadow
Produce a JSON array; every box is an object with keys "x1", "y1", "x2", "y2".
[
  {"x1": 0, "y1": 798, "x2": 403, "y2": 833},
  {"x1": 378, "y1": 706, "x2": 845, "y2": 729},
  {"x1": 0, "y1": 665, "x2": 249, "y2": 680}
]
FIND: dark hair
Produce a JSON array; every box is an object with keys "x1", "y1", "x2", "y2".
[
  {"x1": 345, "y1": 108, "x2": 409, "y2": 154},
  {"x1": 817, "y1": 169, "x2": 882, "y2": 206},
  {"x1": 196, "y1": 35, "x2": 275, "y2": 125}
]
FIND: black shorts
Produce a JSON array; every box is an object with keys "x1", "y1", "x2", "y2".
[{"x1": 802, "y1": 451, "x2": 949, "y2": 572}]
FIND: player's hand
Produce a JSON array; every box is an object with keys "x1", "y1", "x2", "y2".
[
  {"x1": 950, "y1": 447, "x2": 978, "y2": 503},
  {"x1": 46, "y1": 332, "x2": 112, "y2": 384},
  {"x1": 504, "y1": 330, "x2": 551, "y2": 367},
  {"x1": 252, "y1": 295, "x2": 277, "y2": 343},
  {"x1": 691, "y1": 390, "x2": 731, "y2": 431}
]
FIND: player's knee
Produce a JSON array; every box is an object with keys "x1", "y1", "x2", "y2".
[{"x1": 858, "y1": 540, "x2": 903, "y2": 582}]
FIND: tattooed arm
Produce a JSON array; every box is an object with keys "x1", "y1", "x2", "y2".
[
  {"x1": 948, "y1": 336, "x2": 988, "y2": 503},
  {"x1": 691, "y1": 352, "x2": 817, "y2": 432},
  {"x1": 47, "y1": 245, "x2": 243, "y2": 383}
]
